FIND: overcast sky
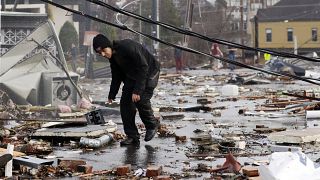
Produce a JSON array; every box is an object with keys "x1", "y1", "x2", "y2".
[{"x1": 206, "y1": 0, "x2": 216, "y2": 6}]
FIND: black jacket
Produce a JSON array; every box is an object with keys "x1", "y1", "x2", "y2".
[{"x1": 108, "y1": 39, "x2": 160, "y2": 100}]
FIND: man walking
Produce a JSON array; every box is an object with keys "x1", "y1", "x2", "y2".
[
  {"x1": 93, "y1": 34, "x2": 160, "y2": 146},
  {"x1": 174, "y1": 47, "x2": 183, "y2": 74}
]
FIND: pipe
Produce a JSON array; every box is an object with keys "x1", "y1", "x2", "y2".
[
  {"x1": 306, "y1": 110, "x2": 320, "y2": 119},
  {"x1": 79, "y1": 134, "x2": 114, "y2": 148}
]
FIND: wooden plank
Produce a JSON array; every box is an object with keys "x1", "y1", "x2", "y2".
[
  {"x1": 58, "y1": 112, "x2": 86, "y2": 118},
  {"x1": 0, "y1": 148, "x2": 25, "y2": 157}
]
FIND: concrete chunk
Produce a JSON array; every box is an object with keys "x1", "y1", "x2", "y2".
[
  {"x1": 268, "y1": 128, "x2": 320, "y2": 144},
  {"x1": 13, "y1": 156, "x2": 54, "y2": 168}
]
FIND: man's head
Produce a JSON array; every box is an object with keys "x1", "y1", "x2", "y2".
[{"x1": 93, "y1": 34, "x2": 113, "y2": 59}]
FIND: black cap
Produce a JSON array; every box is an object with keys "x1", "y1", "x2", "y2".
[{"x1": 92, "y1": 34, "x2": 112, "y2": 52}]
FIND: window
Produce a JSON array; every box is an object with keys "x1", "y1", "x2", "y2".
[
  {"x1": 312, "y1": 28, "x2": 318, "y2": 41},
  {"x1": 287, "y1": 28, "x2": 293, "y2": 42},
  {"x1": 266, "y1": 28, "x2": 272, "y2": 42}
]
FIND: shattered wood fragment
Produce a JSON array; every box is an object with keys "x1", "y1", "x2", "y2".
[
  {"x1": 282, "y1": 92, "x2": 320, "y2": 101},
  {"x1": 186, "y1": 152, "x2": 271, "y2": 158},
  {"x1": 0, "y1": 148, "x2": 25, "y2": 157},
  {"x1": 263, "y1": 99, "x2": 310, "y2": 108},
  {"x1": 161, "y1": 114, "x2": 185, "y2": 120},
  {"x1": 155, "y1": 175, "x2": 172, "y2": 180},
  {"x1": 158, "y1": 124, "x2": 176, "y2": 137},
  {"x1": 146, "y1": 166, "x2": 162, "y2": 177},
  {"x1": 218, "y1": 97, "x2": 238, "y2": 102},
  {"x1": 58, "y1": 112, "x2": 86, "y2": 118},
  {"x1": 93, "y1": 170, "x2": 113, "y2": 175},
  {"x1": 197, "y1": 98, "x2": 212, "y2": 105},
  {"x1": 159, "y1": 105, "x2": 213, "y2": 112},
  {"x1": 184, "y1": 106, "x2": 212, "y2": 112},
  {"x1": 242, "y1": 166, "x2": 259, "y2": 177},
  {"x1": 58, "y1": 159, "x2": 86, "y2": 172},
  {"x1": 116, "y1": 164, "x2": 131, "y2": 176},
  {"x1": 190, "y1": 134, "x2": 212, "y2": 142},
  {"x1": 175, "y1": 135, "x2": 187, "y2": 142},
  {"x1": 78, "y1": 173, "x2": 94, "y2": 178},
  {"x1": 177, "y1": 98, "x2": 188, "y2": 104},
  {"x1": 196, "y1": 163, "x2": 210, "y2": 172},
  {"x1": 256, "y1": 125, "x2": 267, "y2": 128},
  {"x1": 253, "y1": 127, "x2": 286, "y2": 133},
  {"x1": 244, "y1": 96, "x2": 266, "y2": 100},
  {"x1": 254, "y1": 107, "x2": 285, "y2": 111},
  {"x1": 182, "y1": 117, "x2": 205, "y2": 121},
  {"x1": 25, "y1": 143, "x2": 53, "y2": 155}
]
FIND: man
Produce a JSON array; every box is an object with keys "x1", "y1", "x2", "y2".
[
  {"x1": 174, "y1": 41, "x2": 183, "y2": 74},
  {"x1": 174, "y1": 47, "x2": 183, "y2": 74},
  {"x1": 210, "y1": 43, "x2": 223, "y2": 70},
  {"x1": 227, "y1": 46, "x2": 237, "y2": 71},
  {"x1": 93, "y1": 34, "x2": 160, "y2": 146}
]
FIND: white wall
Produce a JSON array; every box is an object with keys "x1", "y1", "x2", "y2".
[{"x1": 49, "y1": 4, "x2": 79, "y2": 36}]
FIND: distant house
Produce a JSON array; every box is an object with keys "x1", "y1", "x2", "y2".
[{"x1": 254, "y1": 0, "x2": 320, "y2": 54}]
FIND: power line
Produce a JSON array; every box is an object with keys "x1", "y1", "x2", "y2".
[
  {"x1": 38, "y1": 0, "x2": 320, "y2": 86},
  {"x1": 85, "y1": 0, "x2": 320, "y2": 63}
]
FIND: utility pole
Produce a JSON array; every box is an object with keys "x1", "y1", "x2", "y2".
[
  {"x1": 84, "y1": 1, "x2": 93, "y2": 79},
  {"x1": 152, "y1": 0, "x2": 159, "y2": 57},
  {"x1": 254, "y1": 15, "x2": 259, "y2": 65},
  {"x1": 240, "y1": 0, "x2": 245, "y2": 62},
  {"x1": 183, "y1": 0, "x2": 193, "y2": 68},
  {"x1": 183, "y1": 0, "x2": 193, "y2": 46}
]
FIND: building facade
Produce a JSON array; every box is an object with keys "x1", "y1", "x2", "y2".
[{"x1": 255, "y1": 0, "x2": 320, "y2": 54}]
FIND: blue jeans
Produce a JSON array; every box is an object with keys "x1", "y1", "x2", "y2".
[{"x1": 228, "y1": 53, "x2": 236, "y2": 70}]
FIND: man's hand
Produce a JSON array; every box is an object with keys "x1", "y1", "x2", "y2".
[
  {"x1": 105, "y1": 99, "x2": 113, "y2": 104},
  {"x1": 132, "y1": 93, "x2": 140, "y2": 102}
]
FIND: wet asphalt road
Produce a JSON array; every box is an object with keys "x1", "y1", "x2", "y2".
[{"x1": 53, "y1": 68, "x2": 320, "y2": 179}]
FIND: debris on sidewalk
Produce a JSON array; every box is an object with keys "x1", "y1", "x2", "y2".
[{"x1": 259, "y1": 151, "x2": 320, "y2": 180}]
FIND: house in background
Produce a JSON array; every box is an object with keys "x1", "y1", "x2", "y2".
[
  {"x1": 1, "y1": 0, "x2": 80, "y2": 54},
  {"x1": 254, "y1": 0, "x2": 320, "y2": 55}
]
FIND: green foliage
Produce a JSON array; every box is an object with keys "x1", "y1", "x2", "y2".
[
  {"x1": 159, "y1": 0, "x2": 184, "y2": 44},
  {"x1": 139, "y1": 0, "x2": 183, "y2": 50},
  {"x1": 59, "y1": 21, "x2": 79, "y2": 54},
  {"x1": 92, "y1": 20, "x2": 117, "y2": 41}
]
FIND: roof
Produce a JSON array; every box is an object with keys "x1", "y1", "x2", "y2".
[
  {"x1": 0, "y1": 11, "x2": 47, "y2": 17},
  {"x1": 256, "y1": 0, "x2": 320, "y2": 22}
]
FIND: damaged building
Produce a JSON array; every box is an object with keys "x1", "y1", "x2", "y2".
[{"x1": 1, "y1": 12, "x2": 80, "y2": 106}]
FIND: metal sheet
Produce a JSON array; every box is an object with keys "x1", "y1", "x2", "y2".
[
  {"x1": 0, "y1": 22, "x2": 53, "y2": 75},
  {"x1": 32, "y1": 124, "x2": 117, "y2": 138},
  {"x1": 0, "y1": 53, "x2": 60, "y2": 105}
]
